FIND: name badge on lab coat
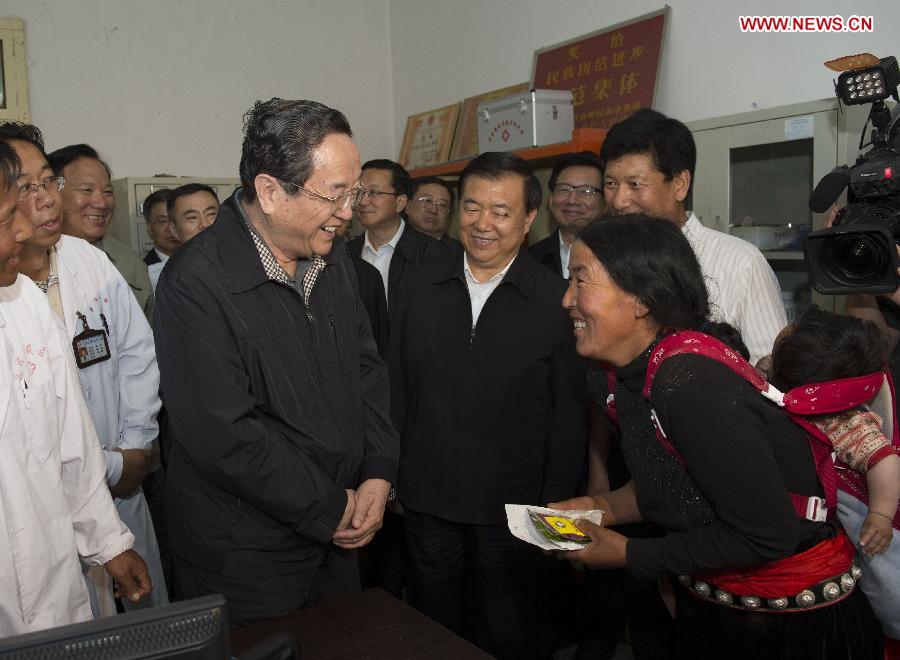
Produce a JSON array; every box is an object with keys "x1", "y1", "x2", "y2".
[{"x1": 72, "y1": 312, "x2": 111, "y2": 368}]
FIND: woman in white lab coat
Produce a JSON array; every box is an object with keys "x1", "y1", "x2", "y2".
[
  {"x1": 6, "y1": 130, "x2": 167, "y2": 610},
  {"x1": 52, "y1": 234, "x2": 167, "y2": 608},
  {"x1": 0, "y1": 141, "x2": 149, "y2": 634},
  {"x1": 0, "y1": 273, "x2": 146, "y2": 633}
]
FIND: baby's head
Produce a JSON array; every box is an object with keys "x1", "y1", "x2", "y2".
[{"x1": 770, "y1": 306, "x2": 887, "y2": 391}]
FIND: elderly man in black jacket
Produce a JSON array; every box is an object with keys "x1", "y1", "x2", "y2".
[
  {"x1": 391, "y1": 152, "x2": 587, "y2": 659},
  {"x1": 154, "y1": 99, "x2": 399, "y2": 625}
]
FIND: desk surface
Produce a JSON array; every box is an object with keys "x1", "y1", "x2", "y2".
[{"x1": 230, "y1": 588, "x2": 493, "y2": 659}]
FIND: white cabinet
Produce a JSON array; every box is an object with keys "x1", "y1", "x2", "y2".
[
  {"x1": 110, "y1": 177, "x2": 240, "y2": 255},
  {"x1": 687, "y1": 98, "x2": 870, "y2": 316}
]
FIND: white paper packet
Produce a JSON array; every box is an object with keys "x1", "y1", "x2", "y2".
[{"x1": 505, "y1": 504, "x2": 604, "y2": 551}]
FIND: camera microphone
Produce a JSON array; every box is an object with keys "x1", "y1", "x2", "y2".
[{"x1": 809, "y1": 167, "x2": 850, "y2": 213}]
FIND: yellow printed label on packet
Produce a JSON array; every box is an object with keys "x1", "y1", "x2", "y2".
[{"x1": 543, "y1": 516, "x2": 587, "y2": 537}]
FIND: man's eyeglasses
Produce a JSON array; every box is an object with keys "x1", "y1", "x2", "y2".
[
  {"x1": 551, "y1": 184, "x2": 601, "y2": 200},
  {"x1": 360, "y1": 189, "x2": 400, "y2": 200},
  {"x1": 148, "y1": 217, "x2": 174, "y2": 227},
  {"x1": 18, "y1": 176, "x2": 65, "y2": 199},
  {"x1": 279, "y1": 180, "x2": 365, "y2": 210},
  {"x1": 414, "y1": 197, "x2": 451, "y2": 214}
]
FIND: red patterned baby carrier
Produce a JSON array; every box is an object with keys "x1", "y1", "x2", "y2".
[
  {"x1": 602, "y1": 330, "x2": 900, "y2": 528},
  {"x1": 599, "y1": 330, "x2": 900, "y2": 610}
]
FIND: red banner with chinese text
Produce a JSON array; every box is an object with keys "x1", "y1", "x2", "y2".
[{"x1": 531, "y1": 11, "x2": 667, "y2": 129}]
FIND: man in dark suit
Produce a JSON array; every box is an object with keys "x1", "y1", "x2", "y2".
[
  {"x1": 348, "y1": 160, "x2": 447, "y2": 313},
  {"x1": 392, "y1": 152, "x2": 587, "y2": 659},
  {"x1": 142, "y1": 189, "x2": 181, "y2": 265},
  {"x1": 348, "y1": 159, "x2": 447, "y2": 598},
  {"x1": 406, "y1": 176, "x2": 462, "y2": 252},
  {"x1": 529, "y1": 151, "x2": 604, "y2": 278}
]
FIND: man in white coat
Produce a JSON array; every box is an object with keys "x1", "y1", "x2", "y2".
[
  {"x1": 0, "y1": 140, "x2": 151, "y2": 636},
  {"x1": 1, "y1": 124, "x2": 168, "y2": 611}
]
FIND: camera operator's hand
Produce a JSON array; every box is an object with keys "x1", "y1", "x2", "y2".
[
  {"x1": 824, "y1": 203, "x2": 842, "y2": 228},
  {"x1": 845, "y1": 293, "x2": 900, "y2": 353}
]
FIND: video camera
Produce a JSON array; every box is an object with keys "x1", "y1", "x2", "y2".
[{"x1": 804, "y1": 54, "x2": 900, "y2": 294}]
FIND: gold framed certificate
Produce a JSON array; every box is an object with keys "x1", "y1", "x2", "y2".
[
  {"x1": 398, "y1": 103, "x2": 460, "y2": 170},
  {"x1": 0, "y1": 19, "x2": 30, "y2": 122}
]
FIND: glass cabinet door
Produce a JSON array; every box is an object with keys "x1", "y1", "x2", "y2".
[{"x1": 704, "y1": 108, "x2": 839, "y2": 316}]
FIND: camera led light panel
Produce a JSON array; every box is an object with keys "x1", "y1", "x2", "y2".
[
  {"x1": 837, "y1": 56, "x2": 900, "y2": 105},
  {"x1": 842, "y1": 71, "x2": 885, "y2": 102}
]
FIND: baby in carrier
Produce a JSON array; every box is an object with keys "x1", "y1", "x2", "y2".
[{"x1": 769, "y1": 306, "x2": 900, "y2": 639}]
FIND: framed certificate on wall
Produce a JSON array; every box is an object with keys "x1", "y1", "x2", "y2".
[
  {"x1": 531, "y1": 8, "x2": 667, "y2": 130},
  {"x1": 398, "y1": 103, "x2": 460, "y2": 170},
  {"x1": 0, "y1": 19, "x2": 30, "y2": 122}
]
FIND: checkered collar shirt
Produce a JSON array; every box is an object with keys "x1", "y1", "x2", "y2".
[{"x1": 235, "y1": 189, "x2": 294, "y2": 285}]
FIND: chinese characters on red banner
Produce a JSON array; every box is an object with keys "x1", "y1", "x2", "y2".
[{"x1": 532, "y1": 12, "x2": 666, "y2": 129}]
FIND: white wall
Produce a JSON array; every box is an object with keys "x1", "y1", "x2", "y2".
[
  {"x1": 389, "y1": 0, "x2": 900, "y2": 154},
  {"x1": 4, "y1": 0, "x2": 395, "y2": 178},
  {"x1": 8, "y1": 1, "x2": 900, "y2": 178}
]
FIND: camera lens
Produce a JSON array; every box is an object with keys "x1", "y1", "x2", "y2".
[{"x1": 822, "y1": 234, "x2": 890, "y2": 285}]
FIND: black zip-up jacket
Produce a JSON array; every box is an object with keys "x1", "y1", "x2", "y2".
[
  {"x1": 390, "y1": 249, "x2": 587, "y2": 524},
  {"x1": 347, "y1": 224, "x2": 448, "y2": 313},
  {"x1": 528, "y1": 230, "x2": 564, "y2": 277},
  {"x1": 349, "y1": 254, "x2": 388, "y2": 356},
  {"x1": 154, "y1": 192, "x2": 398, "y2": 583}
]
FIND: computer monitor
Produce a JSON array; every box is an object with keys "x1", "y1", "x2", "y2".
[{"x1": 0, "y1": 594, "x2": 229, "y2": 659}]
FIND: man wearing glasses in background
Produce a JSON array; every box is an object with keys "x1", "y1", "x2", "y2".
[
  {"x1": 142, "y1": 189, "x2": 180, "y2": 265},
  {"x1": 406, "y1": 176, "x2": 461, "y2": 252},
  {"x1": 349, "y1": 159, "x2": 447, "y2": 313},
  {"x1": 153, "y1": 99, "x2": 399, "y2": 625},
  {"x1": 529, "y1": 151, "x2": 605, "y2": 279}
]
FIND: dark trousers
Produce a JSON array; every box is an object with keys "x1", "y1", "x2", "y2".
[
  {"x1": 405, "y1": 508, "x2": 551, "y2": 660},
  {"x1": 174, "y1": 546, "x2": 359, "y2": 626},
  {"x1": 622, "y1": 573, "x2": 675, "y2": 659},
  {"x1": 141, "y1": 466, "x2": 175, "y2": 601},
  {"x1": 360, "y1": 509, "x2": 407, "y2": 598},
  {"x1": 574, "y1": 568, "x2": 627, "y2": 659},
  {"x1": 604, "y1": 521, "x2": 676, "y2": 660}
]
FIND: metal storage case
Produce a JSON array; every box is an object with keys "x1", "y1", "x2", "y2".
[{"x1": 477, "y1": 89, "x2": 574, "y2": 153}]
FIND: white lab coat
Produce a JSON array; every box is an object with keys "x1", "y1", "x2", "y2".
[
  {"x1": 53, "y1": 235, "x2": 167, "y2": 608},
  {"x1": 0, "y1": 275, "x2": 134, "y2": 635}
]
